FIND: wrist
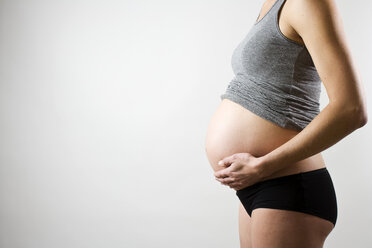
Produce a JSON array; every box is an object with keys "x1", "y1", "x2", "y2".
[{"x1": 254, "y1": 154, "x2": 277, "y2": 181}]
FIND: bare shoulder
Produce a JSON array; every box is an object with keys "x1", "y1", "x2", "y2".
[
  {"x1": 284, "y1": 0, "x2": 367, "y2": 118},
  {"x1": 285, "y1": 0, "x2": 345, "y2": 41}
]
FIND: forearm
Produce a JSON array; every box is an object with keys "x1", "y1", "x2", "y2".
[{"x1": 257, "y1": 103, "x2": 366, "y2": 179}]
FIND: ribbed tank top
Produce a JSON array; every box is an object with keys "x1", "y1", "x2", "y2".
[{"x1": 220, "y1": 0, "x2": 321, "y2": 131}]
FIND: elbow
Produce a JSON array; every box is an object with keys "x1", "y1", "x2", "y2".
[
  {"x1": 353, "y1": 105, "x2": 368, "y2": 129},
  {"x1": 357, "y1": 109, "x2": 368, "y2": 128},
  {"x1": 332, "y1": 102, "x2": 368, "y2": 129},
  {"x1": 330, "y1": 96, "x2": 368, "y2": 129}
]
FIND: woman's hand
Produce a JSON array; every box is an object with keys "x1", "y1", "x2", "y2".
[{"x1": 214, "y1": 152, "x2": 265, "y2": 191}]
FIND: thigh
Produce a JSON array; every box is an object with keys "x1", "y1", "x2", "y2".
[
  {"x1": 251, "y1": 208, "x2": 334, "y2": 248},
  {"x1": 238, "y1": 202, "x2": 252, "y2": 248}
]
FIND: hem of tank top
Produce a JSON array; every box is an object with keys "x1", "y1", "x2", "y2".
[
  {"x1": 254, "y1": 0, "x2": 281, "y2": 26},
  {"x1": 220, "y1": 92, "x2": 288, "y2": 129},
  {"x1": 275, "y1": 0, "x2": 305, "y2": 48},
  {"x1": 221, "y1": 93, "x2": 306, "y2": 132},
  {"x1": 284, "y1": 117, "x2": 305, "y2": 131}
]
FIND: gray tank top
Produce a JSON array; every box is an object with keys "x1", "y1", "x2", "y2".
[{"x1": 220, "y1": 0, "x2": 321, "y2": 131}]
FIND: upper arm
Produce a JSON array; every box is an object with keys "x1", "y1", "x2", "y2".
[{"x1": 287, "y1": 0, "x2": 367, "y2": 114}]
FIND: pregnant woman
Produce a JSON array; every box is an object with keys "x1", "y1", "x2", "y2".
[{"x1": 204, "y1": 0, "x2": 368, "y2": 247}]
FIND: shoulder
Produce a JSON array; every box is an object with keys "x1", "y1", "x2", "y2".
[
  {"x1": 285, "y1": 0, "x2": 344, "y2": 39},
  {"x1": 285, "y1": 0, "x2": 339, "y2": 16}
]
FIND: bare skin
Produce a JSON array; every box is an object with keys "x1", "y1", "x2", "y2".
[{"x1": 205, "y1": 0, "x2": 368, "y2": 247}]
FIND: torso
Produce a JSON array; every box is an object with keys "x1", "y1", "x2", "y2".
[
  {"x1": 205, "y1": 0, "x2": 325, "y2": 181},
  {"x1": 205, "y1": 99, "x2": 326, "y2": 181}
]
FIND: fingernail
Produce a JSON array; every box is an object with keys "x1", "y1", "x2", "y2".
[{"x1": 218, "y1": 160, "x2": 223, "y2": 165}]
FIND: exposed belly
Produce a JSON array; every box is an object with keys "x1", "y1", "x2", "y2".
[{"x1": 205, "y1": 99, "x2": 325, "y2": 180}]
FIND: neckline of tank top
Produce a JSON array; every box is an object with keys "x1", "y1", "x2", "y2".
[
  {"x1": 254, "y1": 0, "x2": 281, "y2": 25},
  {"x1": 253, "y1": 0, "x2": 305, "y2": 47}
]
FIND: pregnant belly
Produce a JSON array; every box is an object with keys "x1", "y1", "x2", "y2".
[{"x1": 205, "y1": 99, "x2": 325, "y2": 179}]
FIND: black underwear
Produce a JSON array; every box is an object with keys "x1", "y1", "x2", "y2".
[{"x1": 236, "y1": 167, "x2": 338, "y2": 226}]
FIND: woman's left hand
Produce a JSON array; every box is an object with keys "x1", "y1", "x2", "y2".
[{"x1": 214, "y1": 152, "x2": 265, "y2": 191}]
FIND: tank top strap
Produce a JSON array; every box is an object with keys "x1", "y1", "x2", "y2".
[
  {"x1": 270, "y1": 0, "x2": 286, "y2": 17},
  {"x1": 255, "y1": 0, "x2": 285, "y2": 26}
]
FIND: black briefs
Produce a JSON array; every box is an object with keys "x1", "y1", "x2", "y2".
[{"x1": 236, "y1": 167, "x2": 338, "y2": 226}]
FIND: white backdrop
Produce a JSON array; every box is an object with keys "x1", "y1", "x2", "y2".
[{"x1": 0, "y1": 0, "x2": 371, "y2": 247}]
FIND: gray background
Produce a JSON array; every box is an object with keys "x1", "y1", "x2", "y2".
[{"x1": 0, "y1": 0, "x2": 371, "y2": 247}]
